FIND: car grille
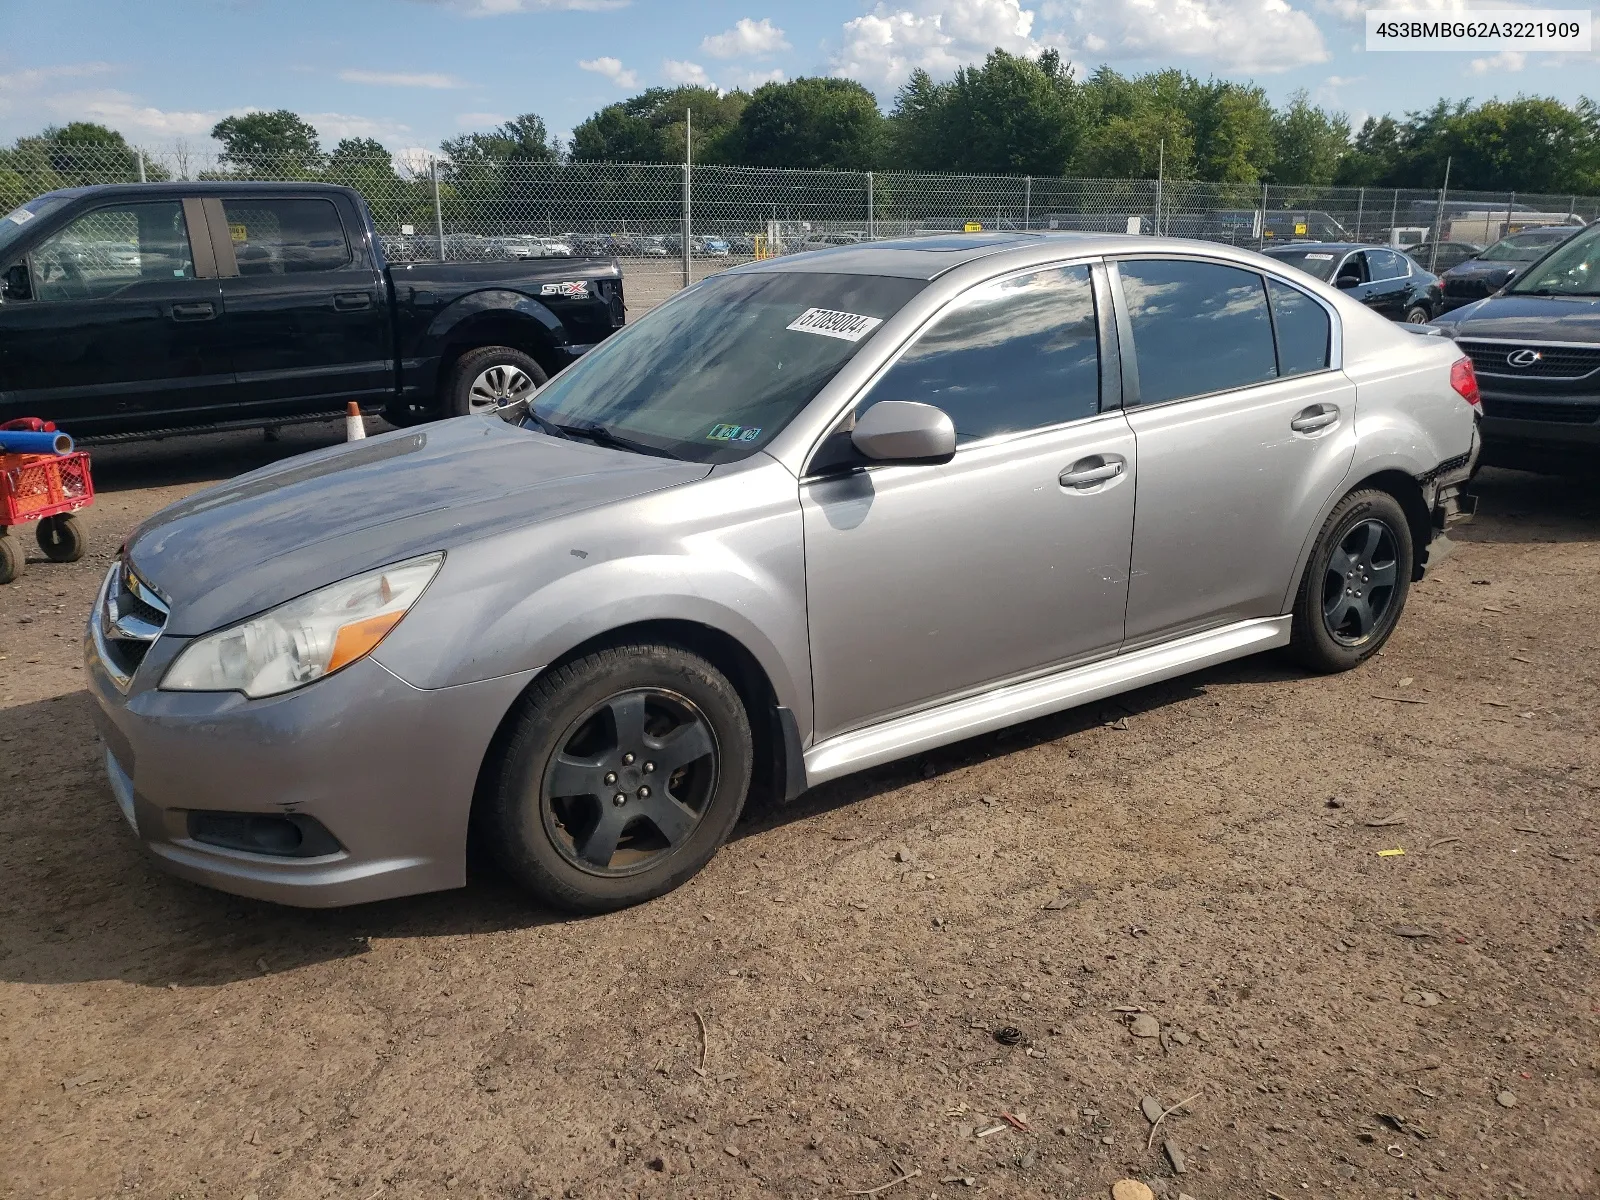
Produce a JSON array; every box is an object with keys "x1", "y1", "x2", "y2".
[
  {"x1": 1480, "y1": 399, "x2": 1600, "y2": 424},
  {"x1": 93, "y1": 557, "x2": 169, "y2": 692},
  {"x1": 1460, "y1": 341, "x2": 1600, "y2": 381}
]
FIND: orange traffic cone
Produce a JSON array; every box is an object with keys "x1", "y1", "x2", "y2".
[{"x1": 345, "y1": 402, "x2": 366, "y2": 442}]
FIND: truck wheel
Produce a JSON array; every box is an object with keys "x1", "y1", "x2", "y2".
[
  {"x1": 36, "y1": 515, "x2": 85, "y2": 563},
  {"x1": 483, "y1": 642, "x2": 753, "y2": 913},
  {"x1": 0, "y1": 535, "x2": 23, "y2": 584},
  {"x1": 1287, "y1": 489, "x2": 1414, "y2": 674},
  {"x1": 444, "y1": 346, "x2": 548, "y2": 418}
]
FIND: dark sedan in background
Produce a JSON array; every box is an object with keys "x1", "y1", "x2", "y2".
[
  {"x1": 1401, "y1": 240, "x2": 1483, "y2": 274},
  {"x1": 1430, "y1": 220, "x2": 1600, "y2": 472},
  {"x1": 1262, "y1": 243, "x2": 1441, "y2": 323},
  {"x1": 1436, "y1": 226, "x2": 1582, "y2": 312}
]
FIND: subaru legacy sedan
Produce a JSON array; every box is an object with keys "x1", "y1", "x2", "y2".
[{"x1": 87, "y1": 233, "x2": 1480, "y2": 913}]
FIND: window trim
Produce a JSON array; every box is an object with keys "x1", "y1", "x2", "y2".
[
  {"x1": 801, "y1": 255, "x2": 1113, "y2": 477},
  {"x1": 1106, "y1": 251, "x2": 1341, "y2": 411},
  {"x1": 22, "y1": 199, "x2": 205, "y2": 303},
  {"x1": 214, "y1": 195, "x2": 354, "y2": 276}
]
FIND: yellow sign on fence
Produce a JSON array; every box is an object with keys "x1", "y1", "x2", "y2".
[{"x1": 963, "y1": 221, "x2": 983, "y2": 232}]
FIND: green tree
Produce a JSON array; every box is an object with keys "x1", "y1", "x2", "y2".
[
  {"x1": 211, "y1": 110, "x2": 324, "y2": 175},
  {"x1": 1075, "y1": 68, "x2": 1196, "y2": 180},
  {"x1": 1333, "y1": 115, "x2": 1405, "y2": 186},
  {"x1": 571, "y1": 86, "x2": 747, "y2": 163},
  {"x1": 727, "y1": 77, "x2": 884, "y2": 170},
  {"x1": 1438, "y1": 97, "x2": 1591, "y2": 192},
  {"x1": 441, "y1": 113, "x2": 558, "y2": 166}
]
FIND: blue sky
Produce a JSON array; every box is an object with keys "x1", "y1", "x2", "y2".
[{"x1": 0, "y1": 0, "x2": 1595, "y2": 158}]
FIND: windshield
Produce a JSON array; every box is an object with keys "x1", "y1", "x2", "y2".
[
  {"x1": 1262, "y1": 248, "x2": 1342, "y2": 282},
  {"x1": 0, "y1": 193, "x2": 73, "y2": 262},
  {"x1": 526, "y1": 270, "x2": 925, "y2": 463},
  {"x1": 1507, "y1": 222, "x2": 1600, "y2": 296},
  {"x1": 1481, "y1": 229, "x2": 1573, "y2": 262}
]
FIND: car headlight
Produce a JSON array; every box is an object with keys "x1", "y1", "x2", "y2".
[{"x1": 161, "y1": 554, "x2": 443, "y2": 698}]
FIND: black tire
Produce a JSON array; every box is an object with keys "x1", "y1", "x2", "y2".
[
  {"x1": 0, "y1": 535, "x2": 22, "y2": 584},
  {"x1": 35, "y1": 514, "x2": 85, "y2": 563},
  {"x1": 442, "y1": 345, "x2": 548, "y2": 419},
  {"x1": 1403, "y1": 304, "x2": 1431, "y2": 324},
  {"x1": 1288, "y1": 489, "x2": 1414, "y2": 673},
  {"x1": 484, "y1": 642, "x2": 753, "y2": 913}
]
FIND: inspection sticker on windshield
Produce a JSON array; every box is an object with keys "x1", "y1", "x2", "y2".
[
  {"x1": 540, "y1": 281, "x2": 590, "y2": 297},
  {"x1": 786, "y1": 307, "x2": 883, "y2": 342},
  {"x1": 707, "y1": 423, "x2": 762, "y2": 443},
  {"x1": 1305, "y1": 252, "x2": 1335, "y2": 260},
  {"x1": 4, "y1": 207, "x2": 35, "y2": 227}
]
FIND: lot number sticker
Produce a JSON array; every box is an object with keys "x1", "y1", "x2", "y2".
[{"x1": 786, "y1": 307, "x2": 883, "y2": 342}]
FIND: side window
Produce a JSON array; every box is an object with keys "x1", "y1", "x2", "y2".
[
  {"x1": 1117, "y1": 259, "x2": 1277, "y2": 406},
  {"x1": 220, "y1": 198, "x2": 350, "y2": 275},
  {"x1": 1267, "y1": 280, "x2": 1331, "y2": 378},
  {"x1": 1366, "y1": 249, "x2": 1407, "y2": 281},
  {"x1": 28, "y1": 202, "x2": 194, "y2": 302},
  {"x1": 1334, "y1": 253, "x2": 1366, "y2": 286},
  {"x1": 862, "y1": 264, "x2": 1099, "y2": 443}
]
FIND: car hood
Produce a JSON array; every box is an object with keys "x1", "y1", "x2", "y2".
[
  {"x1": 125, "y1": 417, "x2": 712, "y2": 636},
  {"x1": 1444, "y1": 258, "x2": 1521, "y2": 282},
  {"x1": 1433, "y1": 293, "x2": 1600, "y2": 342}
]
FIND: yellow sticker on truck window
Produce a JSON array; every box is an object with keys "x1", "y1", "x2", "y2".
[{"x1": 230, "y1": 223, "x2": 248, "y2": 243}]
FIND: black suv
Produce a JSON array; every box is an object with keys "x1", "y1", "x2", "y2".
[{"x1": 1429, "y1": 222, "x2": 1600, "y2": 470}]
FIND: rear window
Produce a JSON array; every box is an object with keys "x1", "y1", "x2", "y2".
[{"x1": 221, "y1": 198, "x2": 350, "y2": 274}]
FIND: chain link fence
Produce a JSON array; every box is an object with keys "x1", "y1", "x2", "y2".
[{"x1": 5, "y1": 144, "x2": 1598, "y2": 309}]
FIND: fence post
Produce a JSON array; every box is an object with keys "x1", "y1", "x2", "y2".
[
  {"x1": 682, "y1": 109, "x2": 692, "y2": 289},
  {"x1": 1389, "y1": 190, "x2": 1398, "y2": 246},
  {"x1": 1154, "y1": 139, "x2": 1164, "y2": 235},
  {"x1": 1024, "y1": 176, "x2": 1032, "y2": 230},
  {"x1": 136, "y1": 149, "x2": 146, "y2": 184},
  {"x1": 1504, "y1": 191, "x2": 1515, "y2": 240},
  {"x1": 1355, "y1": 187, "x2": 1364, "y2": 242},
  {"x1": 866, "y1": 171, "x2": 874, "y2": 239},
  {"x1": 431, "y1": 156, "x2": 446, "y2": 261},
  {"x1": 1428, "y1": 156, "x2": 1451, "y2": 273},
  {"x1": 1259, "y1": 181, "x2": 1268, "y2": 247}
]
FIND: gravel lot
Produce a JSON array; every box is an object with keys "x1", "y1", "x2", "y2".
[{"x1": 1, "y1": 428, "x2": 1596, "y2": 1200}]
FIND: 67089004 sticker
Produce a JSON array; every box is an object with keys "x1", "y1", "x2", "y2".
[{"x1": 786, "y1": 308, "x2": 884, "y2": 342}]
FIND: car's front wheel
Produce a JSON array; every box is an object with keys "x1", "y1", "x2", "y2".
[
  {"x1": 1288, "y1": 489, "x2": 1414, "y2": 673},
  {"x1": 484, "y1": 642, "x2": 753, "y2": 913},
  {"x1": 1403, "y1": 304, "x2": 1431, "y2": 324}
]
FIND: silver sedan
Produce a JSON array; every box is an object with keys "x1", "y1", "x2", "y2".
[{"x1": 87, "y1": 233, "x2": 1480, "y2": 912}]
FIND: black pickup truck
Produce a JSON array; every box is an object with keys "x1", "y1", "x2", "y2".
[{"x1": 0, "y1": 182, "x2": 625, "y2": 436}]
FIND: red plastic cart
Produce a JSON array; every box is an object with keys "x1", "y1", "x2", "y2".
[{"x1": 0, "y1": 447, "x2": 94, "y2": 584}]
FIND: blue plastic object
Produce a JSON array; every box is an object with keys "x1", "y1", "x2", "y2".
[{"x1": 0, "y1": 430, "x2": 74, "y2": 455}]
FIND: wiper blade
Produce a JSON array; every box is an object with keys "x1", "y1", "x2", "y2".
[
  {"x1": 559, "y1": 421, "x2": 677, "y2": 459},
  {"x1": 523, "y1": 406, "x2": 573, "y2": 440}
]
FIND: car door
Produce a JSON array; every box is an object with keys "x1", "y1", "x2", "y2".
[
  {"x1": 1361, "y1": 249, "x2": 1412, "y2": 319},
  {"x1": 209, "y1": 195, "x2": 392, "y2": 415},
  {"x1": 801, "y1": 262, "x2": 1137, "y2": 741},
  {"x1": 1111, "y1": 257, "x2": 1356, "y2": 648},
  {"x1": 0, "y1": 198, "x2": 231, "y2": 433}
]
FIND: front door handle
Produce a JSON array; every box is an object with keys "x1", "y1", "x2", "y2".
[
  {"x1": 1059, "y1": 456, "x2": 1126, "y2": 488},
  {"x1": 1290, "y1": 405, "x2": 1340, "y2": 433},
  {"x1": 170, "y1": 301, "x2": 216, "y2": 321},
  {"x1": 334, "y1": 292, "x2": 373, "y2": 311}
]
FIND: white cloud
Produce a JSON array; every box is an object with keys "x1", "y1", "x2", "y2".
[
  {"x1": 662, "y1": 59, "x2": 714, "y2": 86},
  {"x1": 412, "y1": 0, "x2": 629, "y2": 14},
  {"x1": 1469, "y1": 49, "x2": 1527, "y2": 72},
  {"x1": 833, "y1": 0, "x2": 1040, "y2": 89},
  {"x1": 0, "y1": 62, "x2": 116, "y2": 92},
  {"x1": 702, "y1": 17, "x2": 791, "y2": 58},
  {"x1": 1042, "y1": 0, "x2": 1329, "y2": 72},
  {"x1": 1311, "y1": 0, "x2": 1534, "y2": 22},
  {"x1": 727, "y1": 67, "x2": 788, "y2": 88},
  {"x1": 579, "y1": 56, "x2": 641, "y2": 88},
  {"x1": 339, "y1": 68, "x2": 462, "y2": 89},
  {"x1": 32, "y1": 89, "x2": 233, "y2": 137},
  {"x1": 304, "y1": 111, "x2": 415, "y2": 145}
]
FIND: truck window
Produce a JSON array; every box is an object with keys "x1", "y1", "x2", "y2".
[
  {"x1": 29, "y1": 202, "x2": 195, "y2": 301},
  {"x1": 221, "y1": 198, "x2": 350, "y2": 275}
]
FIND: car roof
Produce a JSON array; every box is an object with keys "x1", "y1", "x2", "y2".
[
  {"x1": 1261, "y1": 242, "x2": 1367, "y2": 253},
  {"x1": 38, "y1": 181, "x2": 366, "y2": 202},
  {"x1": 736, "y1": 232, "x2": 1176, "y2": 280}
]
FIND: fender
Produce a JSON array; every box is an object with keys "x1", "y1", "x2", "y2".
[{"x1": 421, "y1": 288, "x2": 566, "y2": 357}]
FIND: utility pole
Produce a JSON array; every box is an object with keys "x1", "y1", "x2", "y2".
[
  {"x1": 1429, "y1": 156, "x2": 1451, "y2": 273},
  {"x1": 681, "y1": 108, "x2": 692, "y2": 289},
  {"x1": 431, "y1": 156, "x2": 446, "y2": 261},
  {"x1": 136, "y1": 149, "x2": 146, "y2": 184}
]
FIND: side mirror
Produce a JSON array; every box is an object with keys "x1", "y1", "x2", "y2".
[
  {"x1": 1334, "y1": 276, "x2": 1359, "y2": 290},
  {"x1": 1, "y1": 263, "x2": 29, "y2": 300},
  {"x1": 850, "y1": 400, "x2": 956, "y2": 463}
]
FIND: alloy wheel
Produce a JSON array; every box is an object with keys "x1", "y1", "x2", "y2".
[
  {"x1": 539, "y1": 688, "x2": 719, "y2": 877},
  {"x1": 1321, "y1": 517, "x2": 1400, "y2": 645},
  {"x1": 467, "y1": 364, "x2": 537, "y2": 414}
]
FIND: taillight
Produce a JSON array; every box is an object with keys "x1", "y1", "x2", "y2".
[{"x1": 1450, "y1": 356, "x2": 1481, "y2": 409}]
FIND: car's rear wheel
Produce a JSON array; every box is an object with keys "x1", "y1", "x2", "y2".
[
  {"x1": 1403, "y1": 304, "x2": 1431, "y2": 324},
  {"x1": 484, "y1": 642, "x2": 753, "y2": 913},
  {"x1": 444, "y1": 345, "x2": 547, "y2": 419},
  {"x1": 1288, "y1": 489, "x2": 1414, "y2": 673}
]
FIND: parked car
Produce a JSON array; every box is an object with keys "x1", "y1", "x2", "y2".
[
  {"x1": 0, "y1": 183, "x2": 626, "y2": 435},
  {"x1": 693, "y1": 235, "x2": 731, "y2": 257},
  {"x1": 1428, "y1": 219, "x2": 1600, "y2": 472},
  {"x1": 498, "y1": 235, "x2": 573, "y2": 259},
  {"x1": 86, "y1": 232, "x2": 1479, "y2": 912},
  {"x1": 1436, "y1": 225, "x2": 1582, "y2": 312},
  {"x1": 1401, "y1": 240, "x2": 1483, "y2": 274},
  {"x1": 1262, "y1": 242, "x2": 1442, "y2": 323}
]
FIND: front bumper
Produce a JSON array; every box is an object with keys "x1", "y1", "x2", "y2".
[{"x1": 85, "y1": 622, "x2": 536, "y2": 908}]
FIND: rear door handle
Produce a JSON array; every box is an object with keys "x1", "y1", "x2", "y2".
[
  {"x1": 170, "y1": 301, "x2": 216, "y2": 321},
  {"x1": 334, "y1": 292, "x2": 373, "y2": 311},
  {"x1": 1290, "y1": 405, "x2": 1340, "y2": 433},
  {"x1": 1059, "y1": 456, "x2": 1126, "y2": 488}
]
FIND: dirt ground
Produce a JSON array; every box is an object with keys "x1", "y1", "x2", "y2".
[{"x1": 1, "y1": 429, "x2": 1596, "y2": 1200}]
